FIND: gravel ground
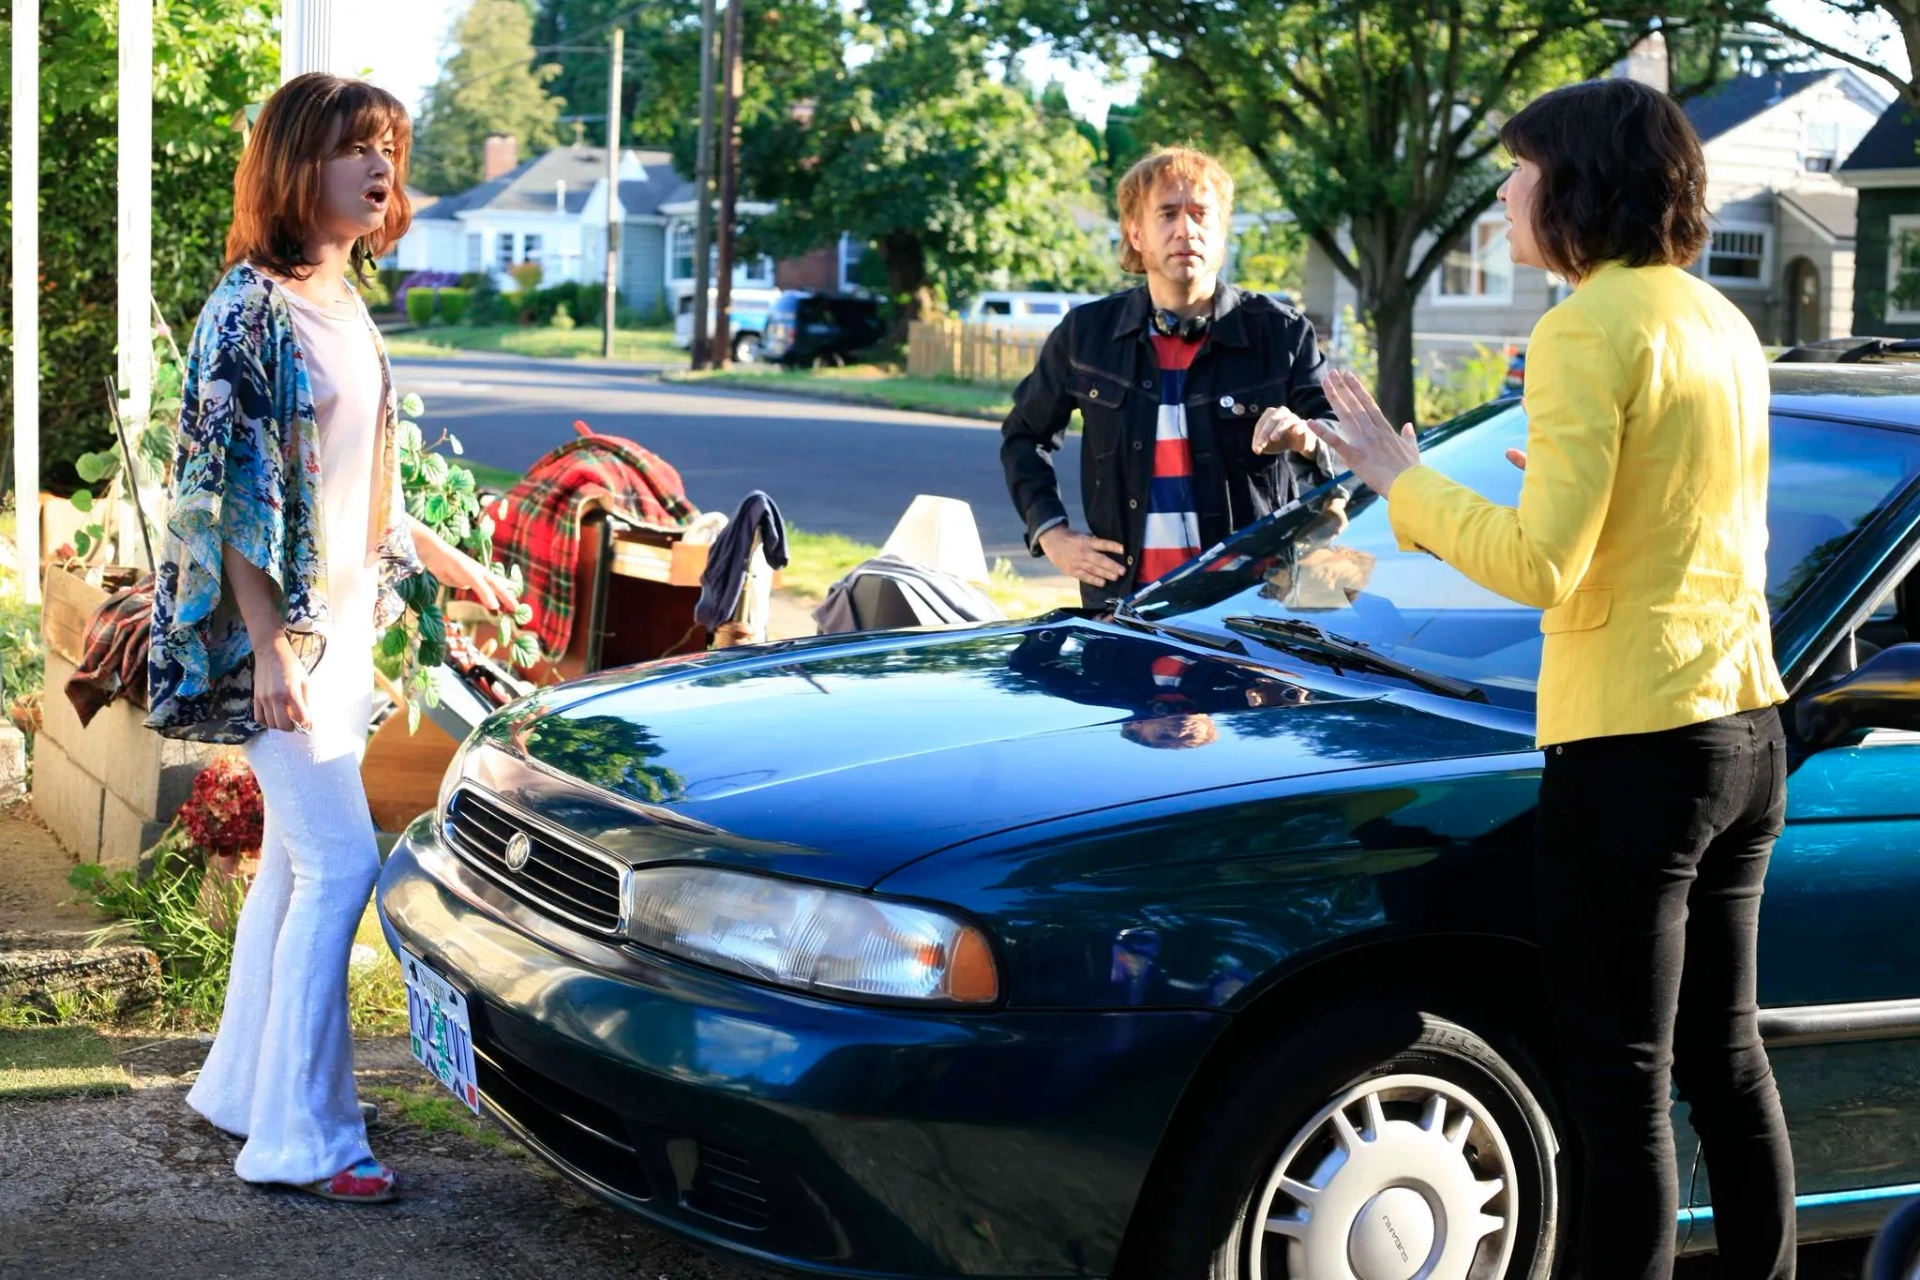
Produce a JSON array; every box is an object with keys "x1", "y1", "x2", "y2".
[
  {"x1": 0, "y1": 1034, "x2": 752, "y2": 1280},
  {"x1": 0, "y1": 1030, "x2": 1882, "y2": 1279}
]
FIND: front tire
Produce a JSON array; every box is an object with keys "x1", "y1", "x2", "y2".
[{"x1": 1123, "y1": 1003, "x2": 1563, "y2": 1280}]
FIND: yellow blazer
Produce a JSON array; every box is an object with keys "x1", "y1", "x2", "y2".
[{"x1": 1388, "y1": 261, "x2": 1786, "y2": 747}]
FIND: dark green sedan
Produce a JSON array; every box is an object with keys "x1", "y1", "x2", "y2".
[{"x1": 380, "y1": 363, "x2": 1920, "y2": 1279}]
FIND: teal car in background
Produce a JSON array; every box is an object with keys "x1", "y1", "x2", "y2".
[{"x1": 379, "y1": 363, "x2": 1920, "y2": 1279}]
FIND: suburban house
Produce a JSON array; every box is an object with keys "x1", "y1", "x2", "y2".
[
  {"x1": 1838, "y1": 99, "x2": 1920, "y2": 338},
  {"x1": 1300, "y1": 54, "x2": 1892, "y2": 362},
  {"x1": 387, "y1": 136, "x2": 864, "y2": 320}
]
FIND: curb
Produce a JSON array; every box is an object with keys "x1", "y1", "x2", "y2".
[{"x1": 657, "y1": 372, "x2": 1007, "y2": 423}]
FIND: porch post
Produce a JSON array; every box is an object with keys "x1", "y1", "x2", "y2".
[
  {"x1": 10, "y1": 0, "x2": 41, "y2": 600},
  {"x1": 280, "y1": 0, "x2": 338, "y2": 82},
  {"x1": 117, "y1": 0, "x2": 153, "y2": 566}
]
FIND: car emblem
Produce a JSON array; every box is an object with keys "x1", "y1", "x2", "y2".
[{"x1": 504, "y1": 832, "x2": 532, "y2": 872}]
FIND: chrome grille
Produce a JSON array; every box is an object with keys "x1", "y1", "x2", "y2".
[{"x1": 447, "y1": 788, "x2": 625, "y2": 935}]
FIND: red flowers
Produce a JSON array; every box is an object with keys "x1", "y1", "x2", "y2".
[{"x1": 179, "y1": 756, "x2": 265, "y2": 858}]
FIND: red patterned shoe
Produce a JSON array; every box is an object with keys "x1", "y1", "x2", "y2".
[{"x1": 294, "y1": 1158, "x2": 398, "y2": 1203}]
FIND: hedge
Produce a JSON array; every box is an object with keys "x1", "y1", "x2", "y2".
[
  {"x1": 406, "y1": 289, "x2": 436, "y2": 327},
  {"x1": 436, "y1": 288, "x2": 471, "y2": 326}
]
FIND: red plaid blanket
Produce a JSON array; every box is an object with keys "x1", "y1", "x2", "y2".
[
  {"x1": 488, "y1": 424, "x2": 698, "y2": 660},
  {"x1": 67, "y1": 575, "x2": 156, "y2": 726}
]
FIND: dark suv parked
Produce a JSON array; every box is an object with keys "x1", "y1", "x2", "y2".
[{"x1": 760, "y1": 290, "x2": 885, "y2": 367}]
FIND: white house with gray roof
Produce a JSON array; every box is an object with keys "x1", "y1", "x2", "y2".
[
  {"x1": 388, "y1": 143, "x2": 784, "y2": 320},
  {"x1": 1300, "y1": 60, "x2": 1892, "y2": 362}
]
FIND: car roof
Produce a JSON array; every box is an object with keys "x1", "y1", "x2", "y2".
[{"x1": 1769, "y1": 364, "x2": 1920, "y2": 431}]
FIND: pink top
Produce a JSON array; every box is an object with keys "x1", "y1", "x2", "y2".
[{"x1": 281, "y1": 284, "x2": 383, "y2": 641}]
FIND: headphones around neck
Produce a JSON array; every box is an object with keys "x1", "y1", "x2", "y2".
[{"x1": 1150, "y1": 308, "x2": 1211, "y2": 342}]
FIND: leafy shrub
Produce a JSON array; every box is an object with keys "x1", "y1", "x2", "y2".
[
  {"x1": 456, "y1": 271, "x2": 489, "y2": 289},
  {"x1": 71, "y1": 826, "x2": 240, "y2": 1023},
  {"x1": 406, "y1": 288, "x2": 436, "y2": 327},
  {"x1": 436, "y1": 287, "x2": 471, "y2": 326},
  {"x1": 356, "y1": 271, "x2": 393, "y2": 313},
  {"x1": 508, "y1": 261, "x2": 544, "y2": 294},
  {"x1": 385, "y1": 393, "x2": 539, "y2": 730},
  {"x1": 550, "y1": 302, "x2": 576, "y2": 331},
  {"x1": 466, "y1": 278, "x2": 505, "y2": 325},
  {"x1": 395, "y1": 270, "x2": 459, "y2": 317}
]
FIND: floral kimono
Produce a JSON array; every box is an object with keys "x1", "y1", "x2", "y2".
[{"x1": 146, "y1": 263, "x2": 422, "y2": 744}]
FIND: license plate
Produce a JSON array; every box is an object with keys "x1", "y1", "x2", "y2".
[{"x1": 400, "y1": 946, "x2": 481, "y2": 1115}]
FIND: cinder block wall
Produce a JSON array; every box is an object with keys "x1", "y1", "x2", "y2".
[{"x1": 33, "y1": 572, "x2": 219, "y2": 871}]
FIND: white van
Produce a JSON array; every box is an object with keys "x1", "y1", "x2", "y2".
[{"x1": 959, "y1": 291, "x2": 1103, "y2": 333}]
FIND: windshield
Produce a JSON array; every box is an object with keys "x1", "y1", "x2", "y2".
[{"x1": 1125, "y1": 401, "x2": 1920, "y2": 711}]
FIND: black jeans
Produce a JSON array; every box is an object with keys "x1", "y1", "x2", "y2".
[{"x1": 1536, "y1": 706, "x2": 1796, "y2": 1280}]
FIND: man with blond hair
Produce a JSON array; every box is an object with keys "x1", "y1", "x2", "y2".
[{"x1": 1001, "y1": 146, "x2": 1341, "y2": 606}]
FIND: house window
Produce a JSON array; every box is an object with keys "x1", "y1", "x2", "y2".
[
  {"x1": 495, "y1": 232, "x2": 517, "y2": 271},
  {"x1": 837, "y1": 233, "x2": 866, "y2": 292},
  {"x1": 1434, "y1": 218, "x2": 1513, "y2": 304},
  {"x1": 669, "y1": 224, "x2": 696, "y2": 282},
  {"x1": 1805, "y1": 120, "x2": 1840, "y2": 173},
  {"x1": 522, "y1": 233, "x2": 542, "y2": 265},
  {"x1": 1704, "y1": 227, "x2": 1768, "y2": 285},
  {"x1": 1889, "y1": 216, "x2": 1920, "y2": 323},
  {"x1": 465, "y1": 233, "x2": 483, "y2": 272},
  {"x1": 738, "y1": 255, "x2": 774, "y2": 287}
]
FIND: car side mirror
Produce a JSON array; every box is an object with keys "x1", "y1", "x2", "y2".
[{"x1": 1795, "y1": 642, "x2": 1920, "y2": 748}]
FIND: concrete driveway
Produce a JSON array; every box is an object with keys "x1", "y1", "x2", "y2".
[
  {"x1": 0, "y1": 1032, "x2": 1877, "y2": 1280},
  {"x1": 388, "y1": 353, "x2": 1083, "y2": 572}
]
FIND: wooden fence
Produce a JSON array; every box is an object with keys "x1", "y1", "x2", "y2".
[{"x1": 908, "y1": 320, "x2": 1048, "y2": 386}]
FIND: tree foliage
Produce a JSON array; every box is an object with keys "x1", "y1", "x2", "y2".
[
  {"x1": 1745, "y1": 0, "x2": 1919, "y2": 107},
  {"x1": 412, "y1": 0, "x2": 566, "y2": 196},
  {"x1": 1033, "y1": 0, "x2": 1727, "y2": 425},
  {"x1": 1, "y1": 0, "x2": 277, "y2": 492}
]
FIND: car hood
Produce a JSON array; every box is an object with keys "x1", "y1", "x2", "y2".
[{"x1": 473, "y1": 620, "x2": 1531, "y2": 888}]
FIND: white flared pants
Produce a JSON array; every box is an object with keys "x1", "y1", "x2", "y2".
[{"x1": 186, "y1": 659, "x2": 378, "y2": 1185}]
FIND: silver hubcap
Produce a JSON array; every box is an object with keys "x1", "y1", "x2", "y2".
[{"x1": 1250, "y1": 1074, "x2": 1519, "y2": 1280}]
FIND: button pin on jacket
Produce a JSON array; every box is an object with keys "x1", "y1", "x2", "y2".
[
  {"x1": 1220, "y1": 395, "x2": 1236, "y2": 409},
  {"x1": 1090, "y1": 388, "x2": 1100, "y2": 400}
]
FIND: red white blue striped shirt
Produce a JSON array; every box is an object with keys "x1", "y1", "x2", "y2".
[{"x1": 1140, "y1": 334, "x2": 1205, "y2": 584}]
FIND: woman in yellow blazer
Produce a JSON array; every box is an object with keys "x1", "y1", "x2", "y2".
[{"x1": 1315, "y1": 80, "x2": 1795, "y2": 1279}]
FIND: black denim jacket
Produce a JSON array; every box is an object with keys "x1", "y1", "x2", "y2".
[{"x1": 999, "y1": 284, "x2": 1338, "y2": 606}]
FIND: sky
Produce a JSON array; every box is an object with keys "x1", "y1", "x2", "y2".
[
  {"x1": 347, "y1": 0, "x2": 1908, "y2": 135},
  {"x1": 345, "y1": 0, "x2": 1141, "y2": 128}
]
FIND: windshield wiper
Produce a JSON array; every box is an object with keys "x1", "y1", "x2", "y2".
[
  {"x1": 1110, "y1": 610, "x2": 1249, "y2": 656},
  {"x1": 1221, "y1": 615, "x2": 1488, "y2": 704}
]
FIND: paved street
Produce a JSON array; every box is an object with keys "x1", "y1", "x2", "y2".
[{"x1": 389, "y1": 353, "x2": 1082, "y2": 572}]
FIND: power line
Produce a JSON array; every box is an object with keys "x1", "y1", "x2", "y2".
[{"x1": 425, "y1": 0, "x2": 664, "y2": 100}]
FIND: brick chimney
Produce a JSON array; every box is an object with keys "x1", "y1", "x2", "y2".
[
  {"x1": 483, "y1": 134, "x2": 518, "y2": 181},
  {"x1": 1616, "y1": 31, "x2": 1670, "y2": 95}
]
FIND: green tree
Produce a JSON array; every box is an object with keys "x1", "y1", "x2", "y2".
[
  {"x1": 1035, "y1": 0, "x2": 1732, "y2": 426},
  {"x1": 412, "y1": 0, "x2": 565, "y2": 196},
  {"x1": 1747, "y1": 0, "x2": 1919, "y2": 106},
  {"x1": 1, "y1": 0, "x2": 277, "y2": 493},
  {"x1": 744, "y1": 3, "x2": 1114, "y2": 334}
]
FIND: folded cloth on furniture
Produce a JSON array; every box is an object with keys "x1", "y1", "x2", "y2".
[
  {"x1": 486, "y1": 423, "x2": 699, "y2": 659},
  {"x1": 67, "y1": 575, "x2": 157, "y2": 726},
  {"x1": 694, "y1": 491, "x2": 790, "y2": 630}
]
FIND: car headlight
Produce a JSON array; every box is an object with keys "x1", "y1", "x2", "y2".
[{"x1": 626, "y1": 866, "x2": 998, "y2": 1006}]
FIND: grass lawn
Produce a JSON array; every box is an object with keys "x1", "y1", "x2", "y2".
[
  {"x1": 384, "y1": 323, "x2": 685, "y2": 367},
  {"x1": 0, "y1": 1026, "x2": 129, "y2": 1099},
  {"x1": 664, "y1": 364, "x2": 1014, "y2": 422}
]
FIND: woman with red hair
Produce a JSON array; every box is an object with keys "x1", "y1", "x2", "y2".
[{"x1": 146, "y1": 73, "x2": 518, "y2": 1203}]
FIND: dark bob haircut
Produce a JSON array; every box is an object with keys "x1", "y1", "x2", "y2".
[{"x1": 1499, "y1": 78, "x2": 1708, "y2": 280}]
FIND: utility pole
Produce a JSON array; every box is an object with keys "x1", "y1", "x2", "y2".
[
  {"x1": 601, "y1": 26, "x2": 622, "y2": 359},
  {"x1": 689, "y1": 0, "x2": 719, "y2": 369},
  {"x1": 713, "y1": 0, "x2": 744, "y2": 369},
  {"x1": 11, "y1": 0, "x2": 42, "y2": 600}
]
